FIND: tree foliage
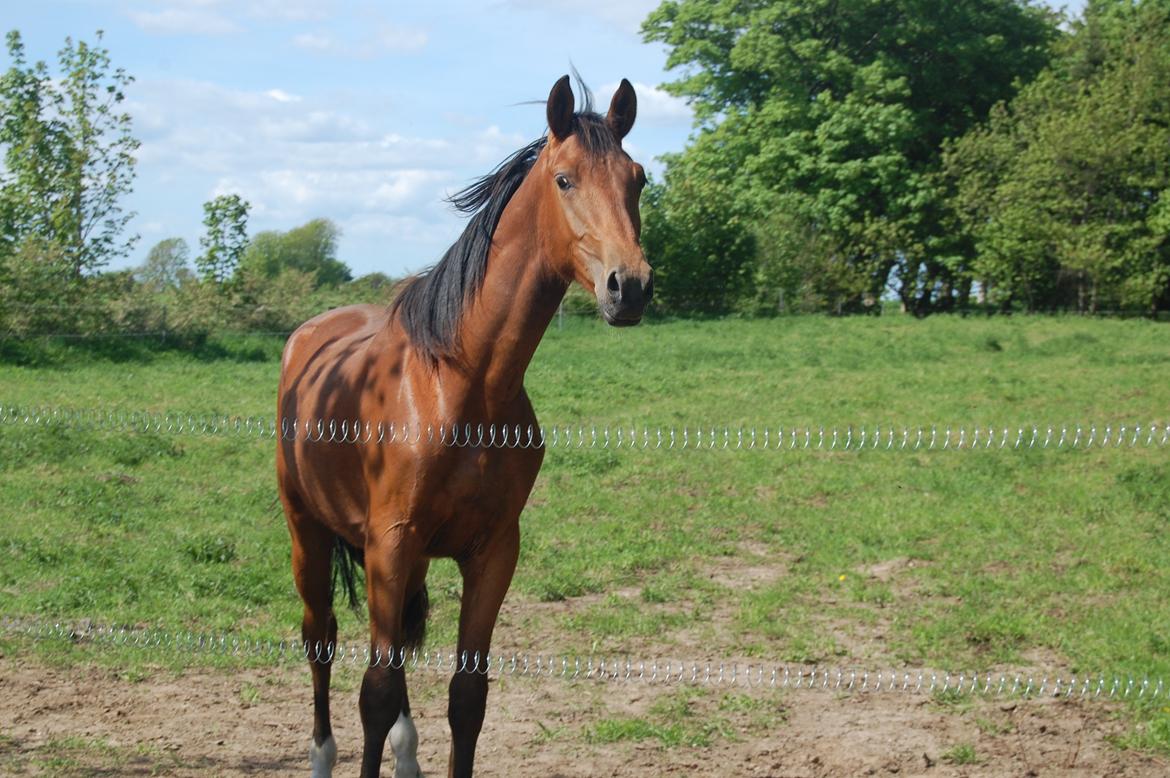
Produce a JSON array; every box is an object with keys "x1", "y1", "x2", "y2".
[
  {"x1": 0, "y1": 30, "x2": 139, "y2": 276},
  {"x1": 197, "y1": 194, "x2": 250, "y2": 285},
  {"x1": 0, "y1": 30, "x2": 139, "y2": 336},
  {"x1": 642, "y1": 0, "x2": 1057, "y2": 314},
  {"x1": 944, "y1": 0, "x2": 1170, "y2": 313},
  {"x1": 640, "y1": 173, "x2": 757, "y2": 314},
  {"x1": 136, "y1": 237, "x2": 192, "y2": 293},
  {"x1": 238, "y1": 217, "x2": 352, "y2": 288}
]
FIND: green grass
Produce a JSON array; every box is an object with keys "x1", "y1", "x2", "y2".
[
  {"x1": 586, "y1": 689, "x2": 733, "y2": 748},
  {"x1": 941, "y1": 743, "x2": 980, "y2": 765},
  {"x1": 0, "y1": 733, "x2": 194, "y2": 775},
  {"x1": 2, "y1": 315, "x2": 1170, "y2": 750}
]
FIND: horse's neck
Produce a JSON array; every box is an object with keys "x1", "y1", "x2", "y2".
[{"x1": 445, "y1": 178, "x2": 568, "y2": 412}]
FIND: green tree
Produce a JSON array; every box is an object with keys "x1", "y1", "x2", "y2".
[
  {"x1": 640, "y1": 174, "x2": 757, "y2": 314},
  {"x1": 0, "y1": 32, "x2": 65, "y2": 261},
  {"x1": 0, "y1": 30, "x2": 138, "y2": 275},
  {"x1": 197, "y1": 194, "x2": 250, "y2": 285},
  {"x1": 349, "y1": 271, "x2": 397, "y2": 293},
  {"x1": 945, "y1": 0, "x2": 1170, "y2": 313},
  {"x1": 641, "y1": 0, "x2": 1056, "y2": 314},
  {"x1": 0, "y1": 238, "x2": 77, "y2": 335},
  {"x1": 238, "y1": 217, "x2": 351, "y2": 288},
  {"x1": 135, "y1": 237, "x2": 192, "y2": 293}
]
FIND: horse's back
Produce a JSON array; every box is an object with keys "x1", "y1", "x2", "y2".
[{"x1": 280, "y1": 304, "x2": 388, "y2": 381}]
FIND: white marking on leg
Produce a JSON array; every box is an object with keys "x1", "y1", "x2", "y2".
[
  {"x1": 390, "y1": 710, "x2": 424, "y2": 778},
  {"x1": 309, "y1": 735, "x2": 337, "y2": 778}
]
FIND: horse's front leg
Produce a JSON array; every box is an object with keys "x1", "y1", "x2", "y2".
[{"x1": 447, "y1": 522, "x2": 520, "y2": 778}]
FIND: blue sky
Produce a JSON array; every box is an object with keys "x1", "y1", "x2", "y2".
[{"x1": 6, "y1": 1, "x2": 1086, "y2": 279}]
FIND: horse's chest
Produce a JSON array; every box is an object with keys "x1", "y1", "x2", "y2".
[
  {"x1": 420, "y1": 447, "x2": 542, "y2": 558},
  {"x1": 442, "y1": 448, "x2": 541, "y2": 515}
]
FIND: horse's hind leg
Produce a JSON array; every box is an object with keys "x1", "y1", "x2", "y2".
[{"x1": 285, "y1": 504, "x2": 339, "y2": 778}]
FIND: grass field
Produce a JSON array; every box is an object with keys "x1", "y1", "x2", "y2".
[{"x1": 1, "y1": 314, "x2": 1169, "y2": 756}]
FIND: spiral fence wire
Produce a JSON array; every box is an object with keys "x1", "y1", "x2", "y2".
[
  {"x1": 3, "y1": 619, "x2": 1163, "y2": 703},
  {"x1": 3, "y1": 406, "x2": 1168, "y2": 706},
  {"x1": 2, "y1": 404, "x2": 1168, "y2": 453}
]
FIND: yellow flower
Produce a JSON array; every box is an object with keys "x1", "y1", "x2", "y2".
[{"x1": 838, "y1": 574, "x2": 847, "y2": 582}]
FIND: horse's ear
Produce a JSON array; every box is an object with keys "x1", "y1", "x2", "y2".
[
  {"x1": 606, "y1": 78, "x2": 637, "y2": 140},
  {"x1": 547, "y1": 75, "x2": 574, "y2": 142}
]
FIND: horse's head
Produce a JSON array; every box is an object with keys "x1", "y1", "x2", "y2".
[{"x1": 541, "y1": 75, "x2": 653, "y2": 326}]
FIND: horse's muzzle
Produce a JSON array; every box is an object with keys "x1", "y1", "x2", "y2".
[{"x1": 600, "y1": 268, "x2": 653, "y2": 325}]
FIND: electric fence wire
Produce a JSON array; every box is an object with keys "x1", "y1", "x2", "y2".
[
  {"x1": 2, "y1": 404, "x2": 1168, "y2": 452},
  {"x1": 3, "y1": 618, "x2": 1163, "y2": 703}
]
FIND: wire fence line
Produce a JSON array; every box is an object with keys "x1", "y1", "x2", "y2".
[
  {"x1": 1, "y1": 403, "x2": 1168, "y2": 453},
  {"x1": 3, "y1": 406, "x2": 1168, "y2": 706},
  {"x1": 0, "y1": 303, "x2": 604, "y2": 341},
  {"x1": 3, "y1": 618, "x2": 1163, "y2": 703},
  {"x1": 0, "y1": 329, "x2": 297, "y2": 341}
]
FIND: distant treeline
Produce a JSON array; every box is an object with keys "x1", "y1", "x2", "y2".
[
  {"x1": 640, "y1": 0, "x2": 1170, "y2": 316},
  {"x1": 2, "y1": 1, "x2": 1168, "y2": 346},
  {"x1": 0, "y1": 216, "x2": 403, "y2": 343}
]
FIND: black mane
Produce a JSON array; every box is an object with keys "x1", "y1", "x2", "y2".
[{"x1": 391, "y1": 108, "x2": 619, "y2": 363}]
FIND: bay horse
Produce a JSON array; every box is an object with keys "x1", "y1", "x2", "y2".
[{"x1": 276, "y1": 76, "x2": 652, "y2": 778}]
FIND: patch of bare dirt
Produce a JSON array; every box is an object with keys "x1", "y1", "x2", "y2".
[
  {"x1": 708, "y1": 542, "x2": 788, "y2": 592},
  {"x1": 4, "y1": 547, "x2": 1166, "y2": 776},
  {"x1": 858, "y1": 556, "x2": 921, "y2": 584},
  {"x1": 1, "y1": 656, "x2": 1166, "y2": 777}
]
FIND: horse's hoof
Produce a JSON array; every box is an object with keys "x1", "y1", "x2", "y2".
[
  {"x1": 310, "y1": 735, "x2": 337, "y2": 778},
  {"x1": 394, "y1": 761, "x2": 425, "y2": 778}
]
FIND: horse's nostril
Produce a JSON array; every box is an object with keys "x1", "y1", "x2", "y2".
[{"x1": 607, "y1": 272, "x2": 620, "y2": 295}]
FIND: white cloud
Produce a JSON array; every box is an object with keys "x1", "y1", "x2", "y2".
[
  {"x1": 266, "y1": 89, "x2": 302, "y2": 104},
  {"x1": 240, "y1": 0, "x2": 332, "y2": 23},
  {"x1": 599, "y1": 81, "x2": 691, "y2": 126},
  {"x1": 131, "y1": 80, "x2": 379, "y2": 165},
  {"x1": 127, "y1": 0, "x2": 330, "y2": 35},
  {"x1": 212, "y1": 169, "x2": 448, "y2": 218},
  {"x1": 292, "y1": 32, "x2": 333, "y2": 51},
  {"x1": 341, "y1": 212, "x2": 463, "y2": 276},
  {"x1": 128, "y1": 7, "x2": 241, "y2": 35},
  {"x1": 128, "y1": 77, "x2": 515, "y2": 274},
  {"x1": 344, "y1": 213, "x2": 440, "y2": 241},
  {"x1": 293, "y1": 23, "x2": 428, "y2": 58},
  {"x1": 366, "y1": 170, "x2": 451, "y2": 210},
  {"x1": 373, "y1": 24, "x2": 428, "y2": 53},
  {"x1": 469, "y1": 125, "x2": 530, "y2": 164}
]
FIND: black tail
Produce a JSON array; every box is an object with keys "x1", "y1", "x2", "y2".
[
  {"x1": 331, "y1": 535, "x2": 430, "y2": 650},
  {"x1": 402, "y1": 585, "x2": 430, "y2": 650},
  {"x1": 332, "y1": 536, "x2": 365, "y2": 612}
]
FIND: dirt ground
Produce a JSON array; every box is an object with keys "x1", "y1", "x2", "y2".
[{"x1": 2, "y1": 653, "x2": 1167, "y2": 777}]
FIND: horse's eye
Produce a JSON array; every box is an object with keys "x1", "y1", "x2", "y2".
[{"x1": 555, "y1": 174, "x2": 572, "y2": 191}]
